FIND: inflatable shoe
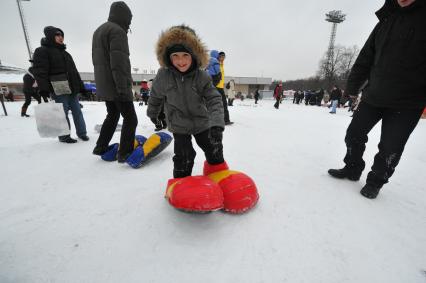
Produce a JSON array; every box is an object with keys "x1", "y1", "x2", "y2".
[
  {"x1": 165, "y1": 176, "x2": 224, "y2": 213},
  {"x1": 204, "y1": 161, "x2": 259, "y2": 214}
]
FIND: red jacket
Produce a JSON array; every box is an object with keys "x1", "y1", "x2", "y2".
[{"x1": 274, "y1": 84, "x2": 283, "y2": 99}]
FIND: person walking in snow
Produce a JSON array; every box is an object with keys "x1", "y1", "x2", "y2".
[
  {"x1": 329, "y1": 85, "x2": 342, "y2": 114},
  {"x1": 273, "y1": 81, "x2": 283, "y2": 109},
  {"x1": 91, "y1": 1, "x2": 138, "y2": 163},
  {"x1": 207, "y1": 50, "x2": 232, "y2": 125},
  {"x1": 226, "y1": 79, "x2": 236, "y2": 106},
  {"x1": 32, "y1": 26, "x2": 89, "y2": 143},
  {"x1": 328, "y1": 0, "x2": 426, "y2": 199},
  {"x1": 147, "y1": 25, "x2": 226, "y2": 178},
  {"x1": 21, "y1": 65, "x2": 43, "y2": 117}
]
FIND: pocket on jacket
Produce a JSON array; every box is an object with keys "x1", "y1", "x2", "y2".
[{"x1": 403, "y1": 34, "x2": 426, "y2": 68}]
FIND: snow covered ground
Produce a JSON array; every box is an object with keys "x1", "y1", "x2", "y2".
[{"x1": 1, "y1": 99, "x2": 425, "y2": 283}]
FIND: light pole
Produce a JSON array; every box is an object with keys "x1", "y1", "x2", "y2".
[
  {"x1": 325, "y1": 10, "x2": 346, "y2": 88},
  {"x1": 16, "y1": 0, "x2": 33, "y2": 60}
]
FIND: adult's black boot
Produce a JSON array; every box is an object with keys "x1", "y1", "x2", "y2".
[
  {"x1": 328, "y1": 167, "x2": 361, "y2": 181},
  {"x1": 59, "y1": 135, "x2": 77, "y2": 144},
  {"x1": 93, "y1": 145, "x2": 108, "y2": 156},
  {"x1": 360, "y1": 183, "x2": 382, "y2": 199},
  {"x1": 117, "y1": 152, "x2": 131, "y2": 163},
  {"x1": 21, "y1": 107, "x2": 30, "y2": 117}
]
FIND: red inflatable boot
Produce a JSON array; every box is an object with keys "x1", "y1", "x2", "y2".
[
  {"x1": 204, "y1": 161, "x2": 259, "y2": 214},
  {"x1": 165, "y1": 176, "x2": 224, "y2": 213}
]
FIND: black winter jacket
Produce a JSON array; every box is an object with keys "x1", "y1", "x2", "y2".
[
  {"x1": 346, "y1": 0, "x2": 426, "y2": 109},
  {"x1": 92, "y1": 2, "x2": 133, "y2": 102},
  {"x1": 23, "y1": 70, "x2": 37, "y2": 95},
  {"x1": 32, "y1": 26, "x2": 85, "y2": 96}
]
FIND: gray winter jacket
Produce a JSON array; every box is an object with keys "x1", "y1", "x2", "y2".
[
  {"x1": 148, "y1": 67, "x2": 224, "y2": 135},
  {"x1": 92, "y1": 2, "x2": 133, "y2": 101}
]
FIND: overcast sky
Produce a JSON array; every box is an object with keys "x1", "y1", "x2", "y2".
[{"x1": 1, "y1": 0, "x2": 384, "y2": 80}]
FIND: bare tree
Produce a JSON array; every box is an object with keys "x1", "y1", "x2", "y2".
[{"x1": 317, "y1": 44, "x2": 359, "y2": 89}]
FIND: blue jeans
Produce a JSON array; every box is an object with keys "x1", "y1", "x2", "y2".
[
  {"x1": 330, "y1": 100, "x2": 338, "y2": 113},
  {"x1": 54, "y1": 94, "x2": 87, "y2": 137}
]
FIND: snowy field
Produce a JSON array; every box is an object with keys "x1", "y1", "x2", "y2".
[{"x1": 1, "y1": 99, "x2": 425, "y2": 283}]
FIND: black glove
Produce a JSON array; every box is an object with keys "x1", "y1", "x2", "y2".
[
  {"x1": 39, "y1": 90, "x2": 50, "y2": 98},
  {"x1": 150, "y1": 118, "x2": 162, "y2": 129},
  {"x1": 209, "y1": 126, "x2": 224, "y2": 144}
]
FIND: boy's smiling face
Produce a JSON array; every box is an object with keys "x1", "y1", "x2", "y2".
[{"x1": 170, "y1": 52, "x2": 192, "y2": 73}]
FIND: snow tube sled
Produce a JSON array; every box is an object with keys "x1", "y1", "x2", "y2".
[
  {"x1": 101, "y1": 135, "x2": 147, "y2": 162},
  {"x1": 204, "y1": 161, "x2": 259, "y2": 214},
  {"x1": 165, "y1": 176, "x2": 224, "y2": 213},
  {"x1": 126, "y1": 132, "x2": 172, "y2": 168}
]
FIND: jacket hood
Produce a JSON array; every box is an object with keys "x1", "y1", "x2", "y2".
[
  {"x1": 376, "y1": 0, "x2": 424, "y2": 20},
  {"x1": 41, "y1": 26, "x2": 66, "y2": 49},
  {"x1": 108, "y1": 1, "x2": 132, "y2": 32},
  {"x1": 42, "y1": 26, "x2": 64, "y2": 42},
  {"x1": 156, "y1": 25, "x2": 209, "y2": 69},
  {"x1": 210, "y1": 50, "x2": 219, "y2": 59}
]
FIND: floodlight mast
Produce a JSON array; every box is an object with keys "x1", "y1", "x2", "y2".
[
  {"x1": 17, "y1": 0, "x2": 33, "y2": 60},
  {"x1": 325, "y1": 10, "x2": 346, "y2": 86}
]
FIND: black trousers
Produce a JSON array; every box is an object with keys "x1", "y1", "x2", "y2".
[
  {"x1": 274, "y1": 97, "x2": 280, "y2": 109},
  {"x1": 344, "y1": 101, "x2": 423, "y2": 187},
  {"x1": 217, "y1": 88, "x2": 230, "y2": 123},
  {"x1": 96, "y1": 101, "x2": 138, "y2": 156},
  {"x1": 172, "y1": 129, "x2": 224, "y2": 178},
  {"x1": 22, "y1": 91, "x2": 41, "y2": 112}
]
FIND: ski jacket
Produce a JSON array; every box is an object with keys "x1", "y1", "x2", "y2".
[
  {"x1": 147, "y1": 25, "x2": 224, "y2": 134},
  {"x1": 92, "y1": 2, "x2": 133, "y2": 102},
  {"x1": 227, "y1": 80, "x2": 236, "y2": 99},
  {"x1": 32, "y1": 26, "x2": 85, "y2": 96},
  {"x1": 206, "y1": 50, "x2": 222, "y2": 87},
  {"x1": 330, "y1": 88, "x2": 342, "y2": 101},
  {"x1": 274, "y1": 84, "x2": 283, "y2": 99},
  {"x1": 346, "y1": 0, "x2": 426, "y2": 109}
]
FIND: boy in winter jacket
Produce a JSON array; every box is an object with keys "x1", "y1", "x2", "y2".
[{"x1": 147, "y1": 25, "x2": 226, "y2": 178}]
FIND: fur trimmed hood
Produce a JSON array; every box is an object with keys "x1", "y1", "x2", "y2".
[{"x1": 156, "y1": 25, "x2": 209, "y2": 69}]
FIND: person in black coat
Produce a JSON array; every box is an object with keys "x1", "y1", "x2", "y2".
[
  {"x1": 328, "y1": 0, "x2": 426, "y2": 199},
  {"x1": 21, "y1": 66, "x2": 42, "y2": 117},
  {"x1": 91, "y1": 1, "x2": 138, "y2": 162},
  {"x1": 32, "y1": 26, "x2": 88, "y2": 143}
]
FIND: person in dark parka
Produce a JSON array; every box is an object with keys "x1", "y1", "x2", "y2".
[
  {"x1": 328, "y1": 0, "x2": 426, "y2": 199},
  {"x1": 92, "y1": 1, "x2": 138, "y2": 162},
  {"x1": 21, "y1": 66, "x2": 42, "y2": 117},
  {"x1": 32, "y1": 26, "x2": 88, "y2": 143}
]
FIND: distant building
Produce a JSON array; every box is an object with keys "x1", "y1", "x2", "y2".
[{"x1": 1, "y1": 64, "x2": 272, "y2": 100}]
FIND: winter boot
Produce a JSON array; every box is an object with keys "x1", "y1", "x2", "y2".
[
  {"x1": 117, "y1": 152, "x2": 131, "y2": 163},
  {"x1": 92, "y1": 145, "x2": 109, "y2": 156},
  {"x1": 21, "y1": 106, "x2": 30, "y2": 117},
  {"x1": 360, "y1": 183, "x2": 382, "y2": 199},
  {"x1": 328, "y1": 167, "x2": 361, "y2": 181},
  {"x1": 78, "y1": 135, "x2": 90, "y2": 141},
  {"x1": 59, "y1": 135, "x2": 77, "y2": 143}
]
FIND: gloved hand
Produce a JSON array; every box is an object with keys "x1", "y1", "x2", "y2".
[
  {"x1": 151, "y1": 118, "x2": 162, "y2": 129},
  {"x1": 39, "y1": 90, "x2": 50, "y2": 99},
  {"x1": 209, "y1": 126, "x2": 223, "y2": 144}
]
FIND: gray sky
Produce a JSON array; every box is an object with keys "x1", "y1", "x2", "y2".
[{"x1": 1, "y1": 0, "x2": 383, "y2": 80}]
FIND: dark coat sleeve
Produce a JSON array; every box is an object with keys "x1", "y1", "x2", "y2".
[
  {"x1": 147, "y1": 69, "x2": 165, "y2": 119},
  {"x1": 109, "y1": 28, "x2": 132, "y2": 96},
  {"x1": 32, "y1": 47, "x2": 51, "y2": 94},
  {"x1": 345, "y1": 24, "x2": 379, "y2": 96}
]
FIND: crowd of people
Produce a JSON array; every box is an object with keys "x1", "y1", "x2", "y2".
[{"x1": 4, "y1": 0, "x2": 426, "y2": 200}]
